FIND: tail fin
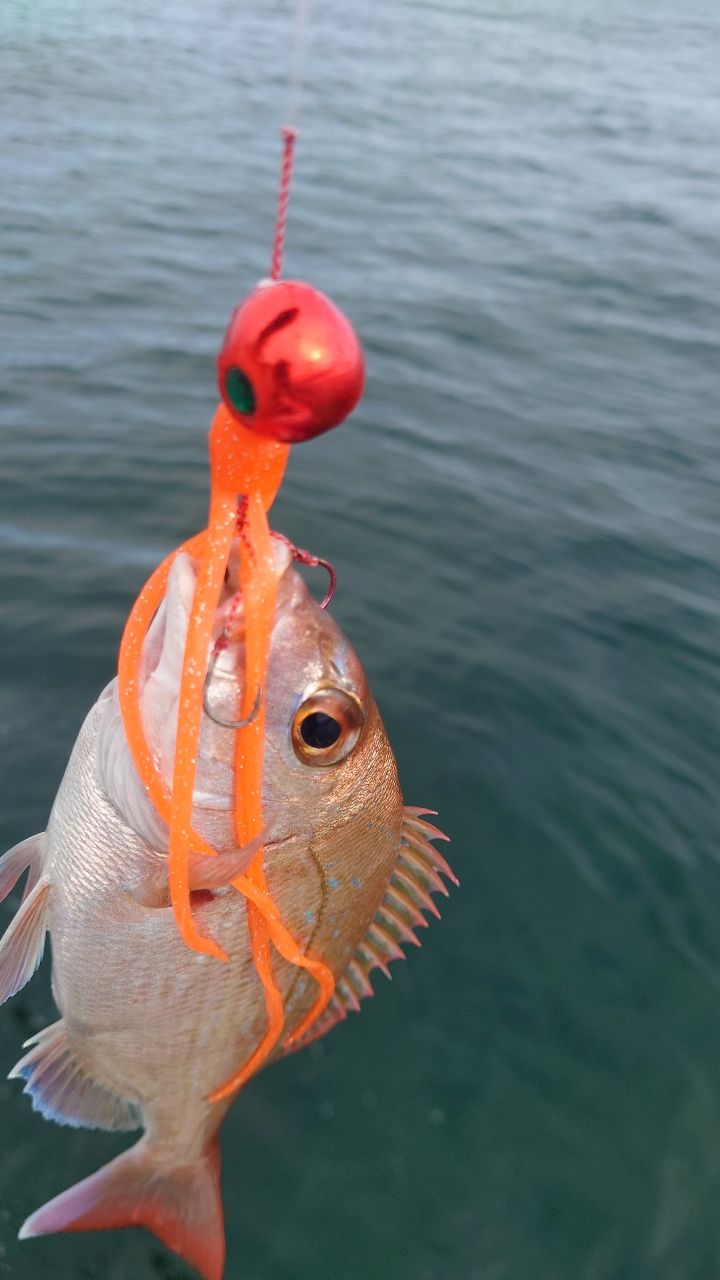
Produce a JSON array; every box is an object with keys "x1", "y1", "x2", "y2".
[{"x1": 19, "y1": 1136, "x2": 224, "y2": 1280}]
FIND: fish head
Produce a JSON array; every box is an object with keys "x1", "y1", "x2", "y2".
[
  {"x1": 261, "y1": 556, "x2": 401, "y2": 844},
  {"x1": 205, "y1": 539, "x2": 402, "y2": 851},
  {"x1": 134, "y1": 537, "x2": 402, "y2": 864}
]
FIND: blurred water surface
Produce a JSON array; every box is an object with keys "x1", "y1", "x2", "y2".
[{"x1": 1, "y1": 1, "x2": 720, "y2": 1278}]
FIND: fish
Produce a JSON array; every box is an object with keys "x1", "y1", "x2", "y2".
[{"x1": 0, "y1": 535, "x2": 455, "y2": 1280}]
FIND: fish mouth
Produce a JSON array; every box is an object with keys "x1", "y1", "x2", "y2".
[
  {"x1": 102, "y1": 540, "x2": 303, "y2": 854},
  {"x1": 156, "y1": 531, "x2": 298, "y2": 759},
  {"x1": 220, "y1": 534, "x2": 294, "y2": 622},
  {"x1": 202, "y1": 534, "x2": 296, "y2": 690}
]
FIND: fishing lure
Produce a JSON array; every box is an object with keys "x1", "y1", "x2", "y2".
[
  {"x1": 118, "y1": 154, "x2": 366, "y2": 1098},
  {"x1": 0, "y1": 94, "x2": 456, "y2": 1280}
]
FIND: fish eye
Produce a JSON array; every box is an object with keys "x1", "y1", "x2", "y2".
[
  {"x1": 225, "y1": 367, "x2": 256, "y2": 415},
  {"x1": 292, "y1": 686, "x2": 365, "y2": 767},
  {"x1": 300, "y1": 712, "x2": 341, "y2": 749}
]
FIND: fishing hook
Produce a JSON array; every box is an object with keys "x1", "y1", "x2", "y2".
[
  {"x1": 272, "y1": 532, "x2": 337, "y2": 608},
  {"x1": 203, "y1": 646, "x2": 263, "y2": 730},
  {"x1": 203, "y1": 527, "x2": 334, "y2": 728}
]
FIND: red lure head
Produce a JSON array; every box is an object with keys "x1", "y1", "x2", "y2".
[{"x1": 217, "y1": 279, "x2": 365, "y2": 443}]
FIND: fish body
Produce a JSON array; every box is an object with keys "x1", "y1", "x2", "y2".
[{"x1": 0, "y1": 538, "x2": 453, "y2": 1279}]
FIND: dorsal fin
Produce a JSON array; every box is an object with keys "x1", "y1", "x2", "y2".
[{"x1": 285, "y1": 809, "x2": 455, "y2": 1053}]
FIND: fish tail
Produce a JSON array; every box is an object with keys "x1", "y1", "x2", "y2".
[{"x1": 18, "y1": 1135, "x2": 225, "y2": 1280}]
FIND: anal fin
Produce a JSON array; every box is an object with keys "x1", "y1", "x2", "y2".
[
  {"x1": 9, "y1": 1019, "x2": 142, "y2": 1132},
  {"x1": 0, "y1": 876, "x2": 50, "y2": 1005}
]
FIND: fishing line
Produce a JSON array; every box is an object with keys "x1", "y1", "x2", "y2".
[
  {"x1": 286, "y1": 0, "x2": 314, "y2": 128},
  {"x1": 222, "y1": 0, "x2": 336, "y2": 1097},
  {"x1": 269, "y1": 0, "x2": 314, "y2": 279},
  {"x1": 119, "y1": 0, "x2": 341, "y2": 1099}
]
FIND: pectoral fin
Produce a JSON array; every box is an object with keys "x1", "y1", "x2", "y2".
[
  {"x1": 132, "y1": 834, "x2": 264, "y2": 907},
  {"x1": 188, "y1": 835, "x2": 263, "y2": 893},
  {"x1": 0, "y1": 876, "x2": 50, "y2": 1005}
]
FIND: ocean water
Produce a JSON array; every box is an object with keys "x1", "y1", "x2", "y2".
[{"x1": 1, "y1": 1, "x2": 719, "y2": 1277}]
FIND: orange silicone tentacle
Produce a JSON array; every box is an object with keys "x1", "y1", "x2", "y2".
[
  {"x1": 283, "y1": 975, "x2": 336, "y2": 1048},
  {"x1": 119, "y1": 529, "x2": 241, "y2": 868},
  {"x1": 222, "y1": 875, "x2": 335, "y2": 1002},
  {"x1": 228, "y1": 873, "x2": 336, "y2": 1042},
  {"x1": 118, "y1": 546, "x2": 328, "y2": 964},
  {"x1": 118, "y1": 530, "x2": 208, "y2": 822},
  {"x1": 166, "y1": 492, "x2": 238, "y2": 961},
  {"x1": 210, "y1": 414, "x2": 293, "y2": 1068},
  {"x1": 244, "y1": 887, "x2": 335, "y2": 1003},
  {"x1": 210, "y1": 495, "x2": 299, "y2": 1100},
  {"x1": 237, "y1": 498, "x2": 336, "y2": 1040},
  {"x1": 120, "y1": 404, "x2": 335, "y2": 1097},
  {"x1": 207, "y1": 902, "x2": 286, "y2": 1103},
  {"x1": 257, "y1": 919, "x2": 335, "y2": 1050},
  {"x1": 236, "y1": 497, "x2": 291, "y2": 1011},
  {"x1": 208, "y1": 404, "x2": 289, "y2": 513},
  {"x1": 226, "y1": 492, "x2": 289, "y2": 1081},
  {"x1": 206, "y1": 888, "x2": 334, "y2": 1103},
  {"x1": 208, "y1": 491, "x2": 336, "y2": 1100},
  {"x1": 207, "y1": 919, "x2": 335, "y2": 1103},
  {"x1": 233, "y1": 491, "x2": 278, "y2": 845},
  {"x1": 238, "y1": 491, "x2": 335, "y2": 1044}
]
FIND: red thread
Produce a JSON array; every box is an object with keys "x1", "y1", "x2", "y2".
[
  {"x1": 235, "y1": 495, "x2": 249, "y2": 532},
  {"x1": 270, "y1": 126, "x2": 298, "y2": 282},
  {"x1": 272, "y1": 531, "x2": 337, "y2": 609}
]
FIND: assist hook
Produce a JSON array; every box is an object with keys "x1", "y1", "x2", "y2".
[{"x1": 272, "y1": 532, "x2": 337, "y2": 609}]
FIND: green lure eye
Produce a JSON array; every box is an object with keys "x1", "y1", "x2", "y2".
[{"x1": 225, "y1": 367, "x2": 256, "y2": 416}]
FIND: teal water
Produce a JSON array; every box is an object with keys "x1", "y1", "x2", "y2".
[{"x1": 1, "y1": 1, "x2": 719, "y2": 1277}]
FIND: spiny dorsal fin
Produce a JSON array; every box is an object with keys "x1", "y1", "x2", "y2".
[
  {"x1": 9, "y1": 1019, "x2": 142, "y2": 1132},
  {"x1": 287, "y1": 808, "x2": 455, "y2": 1053}
]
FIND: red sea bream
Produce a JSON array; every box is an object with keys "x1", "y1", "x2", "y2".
[{"x1": 0, "y1": 537, "x2": 454, "y2": 1279}]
